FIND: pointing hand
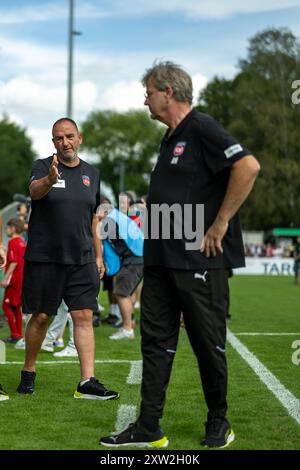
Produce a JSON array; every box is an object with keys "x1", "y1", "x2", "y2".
[{"x1": 49, "y1": 154, "x2": 59, "y2": 185}]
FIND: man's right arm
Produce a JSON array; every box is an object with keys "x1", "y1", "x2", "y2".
[{"x1": 29, "y1": 154, "x2": 58, "y2": 200}]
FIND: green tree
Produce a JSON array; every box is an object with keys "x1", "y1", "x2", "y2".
[
  {"x1": 0, "y1": 117, "x2": 36, "y2": 207},
  {"x1": 196, "y1": 76, "x2": 236, "y2": 128},
  {"x1": 81, "y1": 110, "x2": 163, "y2": 198},
  {"x1": 230, "y1": 28, "x2": 300, "y2": 229},
  {"x1": 196, "y1": 27, "x2": 300, "y2": 230}
]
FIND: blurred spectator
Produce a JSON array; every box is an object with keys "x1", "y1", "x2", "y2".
[
  {"x1": 98, "y1": 199, "x2": 144, "y2": 340},
  {"x1": 0, "y1": 215, "x2": 7, "y2": 329},
  {"x1": 1, "y1": 218, "x2": 26, "y2": 343},
  {"x1": 17, "y1": 203, "x2": 29, "y2": 241},
  {"x1": 119, "y1": 190, "x2": 136, "y2": 215},
  {"x1": 293, "y1": 237, "x2": 300, "y2": 285}
]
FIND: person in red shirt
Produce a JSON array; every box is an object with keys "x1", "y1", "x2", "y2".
[
  {"x1": 0, "y1": 214, "x2": 9, "y2": 401},
  {"x1": 1, "y1": 218, "x2": 26, "y2": 342}
]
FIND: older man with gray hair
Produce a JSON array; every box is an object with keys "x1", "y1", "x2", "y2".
[{"x1": 100, "y1": 61, "x2": 260, "y2": 449}]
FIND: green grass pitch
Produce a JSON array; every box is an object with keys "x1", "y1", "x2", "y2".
[{"x1": 0, "y1": 275, "x2": 299, "y2": 450}]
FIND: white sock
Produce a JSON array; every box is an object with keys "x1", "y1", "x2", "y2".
[
  {"x1": 80, "y1": 378, "x2": 90, "y2": 386},
  {"x1": 123, "y1": 328, "x2": 133, "y2": 334},
  {"x1": 111, "y1": 304, "x2": 121, "y2": 319}
]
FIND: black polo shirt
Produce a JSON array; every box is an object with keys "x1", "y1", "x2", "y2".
[
  {"x1": 144, "y1": 109, "x2": 250, "y2": 270},
  {"x1": 25, "y1": 156, "x2": 100, "y2": 265}
]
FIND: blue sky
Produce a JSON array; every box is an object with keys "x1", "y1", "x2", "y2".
[{"x1": 0, "y1": 0, "x2": 299, "y2": 157}]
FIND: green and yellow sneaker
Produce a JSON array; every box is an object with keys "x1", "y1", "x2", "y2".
[
  {"x1": 74, "y1": 377, "x2": 119, "y2": 400},
  {"x1": 201, "y1": 417, "x2": 235, "y2": 449},
  {"x1": 0, "y1": 384, "x2": 9, "y2": 401},
  {"x1": 100, "y1": 421, "x2": 169, "y2": 448}
]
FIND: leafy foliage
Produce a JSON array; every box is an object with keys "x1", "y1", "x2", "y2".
[
  {"x1": 197, "y1": 28, "x2": 300, "y2": 229},
  {"x1": 81, "y1": 110, "x2": 163, "y2": 198},
  {"x1": 0, "y1": 117, "x2": 36, "y2": 207}
]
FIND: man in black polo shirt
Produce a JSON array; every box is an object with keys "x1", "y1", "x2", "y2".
[
  {"x1": 17, "y1": 117, "x2": 119, "y2": 401},
  {"x1": 100, "y1": 62, "x2": 260, "y2": 449}
]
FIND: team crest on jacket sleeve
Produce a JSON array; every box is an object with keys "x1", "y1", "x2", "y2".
[
  {"x1": 82, "y1": 175, "x2": 90, "y2": 187},
  {"x1": 173, "y1": 141, "x2": 187, "y2": 157}
]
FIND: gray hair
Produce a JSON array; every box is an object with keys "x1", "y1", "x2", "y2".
[{"x1": 142, "y1": 61, "x2": 193, "y2": 105}]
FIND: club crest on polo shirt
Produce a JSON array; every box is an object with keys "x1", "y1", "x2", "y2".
[
  {"x1": 82, "y1": 175, "x2": 90, "y2": 187},
  {"x1": 173, "y1": 141, "x2": 186, "y2": 157},
  {"x1": 171, "y1": 142, "x2": 187, "y2": 164}
]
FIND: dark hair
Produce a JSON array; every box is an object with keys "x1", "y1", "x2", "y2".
[
  {"x1": 52, "y1": 118, "x2": 79, "y2": 134},
  {"x1": 120, "y1": 191, "x2": 136, "y2": 206},
  {"x1": 100, "y1": 194, "x2": 111, "y2": 205},
  {"x1": 7, "y1": 218, "x2": 24, "y2": 234},
  {"x1": 17, "y1": 202, "x2": 28, "y2": 212},
  {"x1": 136, "y1": 194, "x2": 147, "y2": 204}
]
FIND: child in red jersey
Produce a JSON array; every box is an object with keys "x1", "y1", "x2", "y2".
[{"x1": 1, "y1": 218, "x2": 26, "y2": 343}]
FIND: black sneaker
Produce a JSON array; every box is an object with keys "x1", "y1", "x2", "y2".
[
  {"x1": 100, "y1": 421, "x2": 169, "y2": 448},
  {"x1": 74, "y1": 377, "x2": 120, "y2": 400},
  {"x1": 0, "y1": 384, "x2": 9, "y2": 401},
  {"x1": 2, "y1": 336, "x2": 22, "y2": 344},
  {"x1": 93, "y1": 316, "x2": 101, "y2": 327},
  {"x1": 102, "y1": 314, "x2": 119, "y2": 325},
  {"x1": 201, "y1": 417, "x2": 235, "y2": 448},
  {"x1": 17, "y1": 370, "x2": 36, "y2": 394}
]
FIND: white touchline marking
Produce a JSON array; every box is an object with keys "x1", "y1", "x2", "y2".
[
  {"x1": 0, "y1": 359, "x2": 136, "y2": 365},
  {"x1": 114, "y1": 362, "x2": 142, "y2": 433},
  {"x1": 127, "y1": 360, "x2": 142, "y2": 384},
  {"x1": 235, "y1": 333, "x2": 300, "y2": 336},
  {"x1": 115, "y1": 405, "x2": 137, "y2": 432},
  {"x1": 227, "y1": 329, "x2": 300, "y2": 426}
]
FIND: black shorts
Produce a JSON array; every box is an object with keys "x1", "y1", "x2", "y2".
[
  {"x1": 113, "y1": 263, "x2": 143, "y2": 297},
  {"x1": 102, "y1": 273, "x2": 114, "y2": 291},
  {"x1": 22, "y1": 261, "x2": 100, "y2": 316}
]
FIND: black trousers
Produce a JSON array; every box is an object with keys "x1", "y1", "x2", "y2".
[{"x1": 140, "y1": 266, "x2": 229, "y2": 420}]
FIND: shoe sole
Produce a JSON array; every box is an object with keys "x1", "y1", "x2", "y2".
[
  {"x1": 53, "y1": 354, "x2": 78, "y2": 357},
  {"x1": 74, "y1": 391, "x2": 120, "y2": 401},
  {"x1": 0, "y1": 395, "x2": 9, "y2": 401},
  {"x1": 202, "y1": 429, "x2": 236, "y2": 449},
  {"x1": 100, "y1": 437, "x2": 169, "y2": 448},
  {"x1": 219, "y1": 430, "x2": 235, "y2": 448},
  {"x1": 41, "y1": 347, "x2": 54, "y2": 352},
  {"x1": 109, "y1": 336, "x2": 135, "y2": 340}
]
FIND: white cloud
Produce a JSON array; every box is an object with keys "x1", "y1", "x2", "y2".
[
  {"x1": 0, "y1": 31, "x2": 216, "y2": 158},
  {"x1": 192, "y1": 74, "x2": 208, "y2": 104},
  {"x1": 4, "y1": 78, "x2": 65, "y2": 115},
  {"x1": 131, "y1": 0, "x2": 300, "y2": 19},
  {"x1": 3, "y1": 77, "x2": 95, "y2": 111},
  {"x1": 0, "y1": 35, "x2": 67, "y2": 82},
  {"x1": 100, "y1": 80, "x2": 145, "y2": 111},
  {"x1": 28, "y1": 127, "x2": 53, "y2": 158},
  {"x1": 99, "y1": 74, "x2": 207, "y2": 111},
  {"x1": 0, "y1": 0, "x2": 299, "y2": 24},
  {"x1": 1, "y1": 71, "x2": 209, "y2": 157},
  {"x1": 0, "y1": 3, "x2": 68, "y2": 24},
  {"x1": 0, "y1": 0, "x2": 297, "y2": 162}
]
